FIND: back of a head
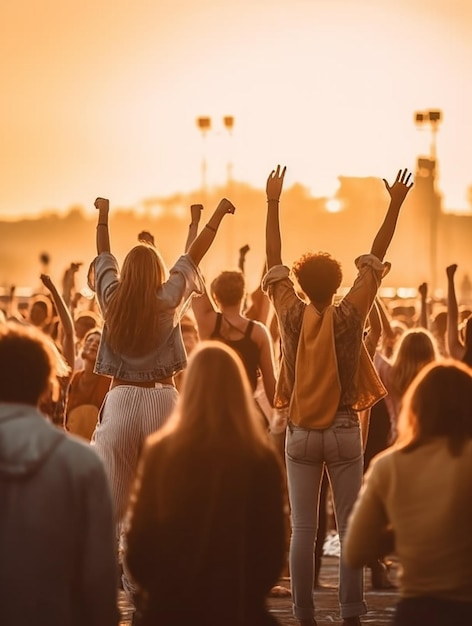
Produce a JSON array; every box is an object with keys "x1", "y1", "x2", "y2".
[
  {"x1": 210, "y1": 271, "x2": 245, "y2": 307},
  {"x1": 431, "y1": 309, "x2": 447, "y2": 336},
  {"x1": 393, "y1": 328, "x2": 438, "y2": 369},
  {"x1": 0, "y1": 322, "x2": 58, "y2": 405},
  {"x1": 398, "y1": 360, "x2": 472, "y2": 454},
  {"x1": 391, "y1": 328, "x2": 439, "y2": 396},
  {"x1": 292, "y1": 252, "x2": 342, "y2": 304},
  {"x1": 121, "y1": 244, "x2": 166, "y2": 288},
  {"x1": 176, "y1": 341, "x2": 265, "y2": 447}
]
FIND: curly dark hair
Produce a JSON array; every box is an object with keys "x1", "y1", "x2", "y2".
[{"x1": 292, "y1": 252, "x2": 343, "y2": 303}]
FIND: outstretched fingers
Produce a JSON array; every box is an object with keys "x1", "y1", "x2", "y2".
[{"x1": 399, "y1": 168, "x2": 413, "y2": 187}]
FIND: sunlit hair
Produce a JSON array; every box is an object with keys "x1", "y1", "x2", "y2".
[
  {"x1": 292, "y1": 252, "x2": 343, "y2": 303},
  {"x1": 0, "y1": 322, "x2": 67, "y2": 404},
  {"x1": 431, "y1": 309, "x2": 447, "y2": 335},
  {"x1": 396, "y1": 360, "x2": 472, "y2": 455},
  {"x1": 390, "y1": 328, "x2": 439, "y2": 400},
  {"x1": 462, "y1": 316, "x2": 472, "y2": 368},
  {"x1": 210, "y1": 270, "x2": 245, "y2": 307},
  {"x1": 157, "y1": 341, "x2": 270, "y2": 453},
  {"x1": 106, "y1": 244, "x2": 167, "y2": 356}
]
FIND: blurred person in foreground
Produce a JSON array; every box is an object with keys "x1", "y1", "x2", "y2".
[
  {"x1": 344, "y1": 360, "x2": 472, "y2": 626},
  {"x1": 125, "y1": 341, "x2": 286, "y2": 626},
  {"x1": 0, "y1": 322, "x2": 118, "y2": 626}
]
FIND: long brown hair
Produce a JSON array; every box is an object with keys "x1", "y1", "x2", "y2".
[
  {"x1": 396, "y1": 360, "x2": 472, "y2": 455},
  {"x1": 155, "y1": 340, "x2": 271, "y2": 454},
  {"x1": 105, "y1": 244, "x2": 167, "y2": 356}
]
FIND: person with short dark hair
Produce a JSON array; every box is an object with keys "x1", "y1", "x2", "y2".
[
  {"x1": 0, "y1": 322, "x2": 119, "y2": 626},
  {"x1": 189, "y1": 206, "x2": 277, "y2": 423}
]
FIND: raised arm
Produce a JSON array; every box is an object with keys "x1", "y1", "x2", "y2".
[
  {"x1": 370, "y1": 169, "x2": 413, "y2": 261},
  {"x1": 265, "y1": 165, "x2": 286, "y2": 269},
  {"x1": 6, "y1": 285, "x2": 23, "y2": 322},
  {"x1": 186, "y1": 198, "x2": 235, "y2": 266},
  {"x1": 61, "y1": 262, "x2": 82, "y2": 309},
  {"x1": 185, "y1": 204, "x2": 204, "y2": 252},
  {"x1": 245, "y1": 263, "x2": 271, "y2": 324},
  {"x1": 186, "y1": 204, "x2": 218, "y2": 339},
  {"x1": 446, "y1": 264, "x2": 465, "y2": 359},
  {"x1": 238, "y1": 244, "x2": 250, "y2": 274},
  {"x1": 94, "y1": 197, "x2": 111, "y2": 254},
  {"x1": 417, "y1": 282, "x2": 429, "y2": 329},
  {"x1": 40, "y1": 273, "x2": 75, "y2": 372}
]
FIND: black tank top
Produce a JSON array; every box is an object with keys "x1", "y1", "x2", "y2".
[{"x1": 210, "y1": 313, "x2": 260, "y2": 390}]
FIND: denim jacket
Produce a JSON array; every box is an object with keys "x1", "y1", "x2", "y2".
[{"x1": 90, "y1": 252, "x2": 205, "y2": 381}]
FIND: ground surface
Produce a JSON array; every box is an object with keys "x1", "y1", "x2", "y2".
[{"x1": 118, "y1": 555, "x2": 400, "y2": 625}]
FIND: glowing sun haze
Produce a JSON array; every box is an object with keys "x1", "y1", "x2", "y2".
[{"x1": 2, "y1": 0, "x2": 471, "y2": 219}]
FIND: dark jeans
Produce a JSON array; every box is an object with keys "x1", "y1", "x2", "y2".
[{"x1": 394, "y1": 597, "x2": 472, "y2": 626}]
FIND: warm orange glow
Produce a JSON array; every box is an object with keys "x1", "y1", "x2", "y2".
[{"x1": 2, "y1": 1, "x2": 472, "y2": 221}]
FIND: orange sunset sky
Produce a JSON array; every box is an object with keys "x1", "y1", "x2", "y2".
[{"x1": 2, "y1": 0, "x2": 472, "y2": 220}]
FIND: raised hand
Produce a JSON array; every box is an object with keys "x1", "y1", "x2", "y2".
[
  {"x1": 418, "y1": 282, "x2": 428, "y2": 299},
  {"x1": 190, "y1": 204, "x2": 204, "y2": 224},
  {"x1": 40, "y1": 273, "x2": 54, "y2": 292},
  {"x1": 382, "y1": 169, "x2": 414, "y2": 204},
  {"x1": 446, "y1": 264, "x2": 458, "y2": 280},
  {"x1": 94, "y1": 197, "x2": 109, "y2": 212},
  {"x1": 138, "y1": 231, "x2": 155, "y2": 246},
  {"x1": 215, "y1": 198, "x2": 236, "y2": 216},
  {"x1": 266, "y1": 165, "x2": 286, "y2": 202}
]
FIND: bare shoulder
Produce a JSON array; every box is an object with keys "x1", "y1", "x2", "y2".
[
  {"x1": 250, "y1": 319, "x2": 272, "y2": 343},
  {"x1": 193, "y1": 309, "x2": 217, "y2": 339}
]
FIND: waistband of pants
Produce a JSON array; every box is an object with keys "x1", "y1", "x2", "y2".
[{"x1": 111, "y1": 378, "x2": 174, "y2": 389}]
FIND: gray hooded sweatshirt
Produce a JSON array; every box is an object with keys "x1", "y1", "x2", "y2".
[{"x1": 0, "y1": 403, "x2": 119, "y2": 626}]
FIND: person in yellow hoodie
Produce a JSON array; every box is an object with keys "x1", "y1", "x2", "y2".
[{"x1": 262, "y1": 165, "x2": 413, "y2": 626}]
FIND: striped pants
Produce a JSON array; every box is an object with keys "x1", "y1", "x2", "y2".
[{"x1": 91, "y1": 384, "x2": 178, "y2": 524}]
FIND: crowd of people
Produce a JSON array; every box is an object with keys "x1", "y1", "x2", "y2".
[{"x1": 1, "y1": 165, "x2": 471, "y2": 626}]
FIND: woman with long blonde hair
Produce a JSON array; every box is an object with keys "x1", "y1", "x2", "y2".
[
  {"x1": 345, "y1": 360, "x2": 472, "y2": 625},
  {"x1": 89, "y1": 196, "x2": 235, "y2": 533},
  {"x1": 125, "y1": 341, "x2": 286, "y2": 626}
]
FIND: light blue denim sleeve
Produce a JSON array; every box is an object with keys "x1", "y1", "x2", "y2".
[
  {"x1": 91, "y1": 252, "x2": 120, "y2": 315},
  {"x1": 158, "y1": 254, "x2": 206, "y2": 316}
]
